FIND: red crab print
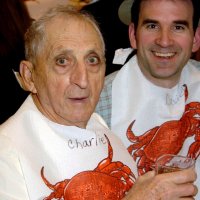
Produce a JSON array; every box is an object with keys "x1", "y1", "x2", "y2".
[
  {"x1": 41, "y1": 135, "x2": 135, "y2": 199},
  {"x1": 126, "y1": 85, "x2": 200, "y2": 175}
]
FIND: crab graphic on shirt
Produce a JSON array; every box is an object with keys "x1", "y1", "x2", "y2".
[
  {"x1": 41, "y1": 135, "x2": 136, "y2": 200},
  {"x1": 126, "y1": 84, "x2": 200, "y2": 175}
]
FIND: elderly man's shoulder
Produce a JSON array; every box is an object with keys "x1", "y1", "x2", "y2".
[{"x1": 0, "y1": 134, "x2": 28, "y2": 199}]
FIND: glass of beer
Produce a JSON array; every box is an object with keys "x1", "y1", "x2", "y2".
[{"x1": 155, "y1": 154, "x2": 195, "y2": 174}]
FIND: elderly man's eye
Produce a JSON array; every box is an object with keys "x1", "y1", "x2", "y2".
[
  {"x1": 87, "y1": 56, "x2": 99, "y2": 65},
  {"x1": 56, "y1": 58, "x2": 68, "y2": 66}
]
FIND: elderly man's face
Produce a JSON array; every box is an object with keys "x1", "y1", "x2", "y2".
[{"x1": 30, "y1": 16, "x2": 105, "y2": 128}]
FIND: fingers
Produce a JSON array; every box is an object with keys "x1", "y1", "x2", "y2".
[
  {"x1": 123, "y1": 169, "x2": 198, "y2": 200},
  {"x1": 174, "y1": 183, "x2": 198, "y2": 198},
  {"x1": 158, "y1": 167, "x2": 197, "y2": 184},
  {"x1": 193, "y1": 184, "x2": 198, "y2": 197},
  {"x1": 153, "y1": 168, "x2": 197, "y2": 199}
]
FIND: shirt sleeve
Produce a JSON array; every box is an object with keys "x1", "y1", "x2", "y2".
[{"x1": 0, "y1": 135, "x2": 29, "y2": 200}]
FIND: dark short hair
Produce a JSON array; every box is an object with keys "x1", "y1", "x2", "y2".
[{"x1": 131, "y1": 0, "x2": 200, "y2": 32}]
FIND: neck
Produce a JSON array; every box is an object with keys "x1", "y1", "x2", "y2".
[{"x1": 31, "y1": 94, "x2": 87, "y2": 129}]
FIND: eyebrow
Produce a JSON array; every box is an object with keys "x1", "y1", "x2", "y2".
[
  {"x1": 142, "y1": 19, "x2": 159, "y2": 25},
  {"x1": 142, "y1": 19, "x2": 189, "y2": 27}
]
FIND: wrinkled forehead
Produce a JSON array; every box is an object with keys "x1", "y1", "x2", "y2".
[
  {"x1": 35, "y1": 15, "x2": 104, "y2": 62},
  {"x1": 43, "y1": 15, "x2": 104, "y2": 50},
  {"x1": 45, "y1": 15, "x2": 90, "y2": 39}
]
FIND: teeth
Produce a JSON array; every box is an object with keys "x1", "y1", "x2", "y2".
[{"x1": 154, "y1": 52, "x2": 175, "y2": 57}]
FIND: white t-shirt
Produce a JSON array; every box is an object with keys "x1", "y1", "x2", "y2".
[
  {"x1": 111, "y1": 54, "x2": 200, "y2": 199},
  {"x1": 0, "y1": 95, "x2": 137, "y2": 200}
]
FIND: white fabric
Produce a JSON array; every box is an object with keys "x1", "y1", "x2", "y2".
[
  {"x1": 113, "y1": 48, "x2": 133, "y2": 65},
  {"x1": 112, "y1": 53, "x2": 200, "y2": 199},
  {"x1": 0, "y1": 95, "x2": 137, "y2": 200}
]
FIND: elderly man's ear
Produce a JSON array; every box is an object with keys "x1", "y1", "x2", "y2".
[
  {"x1": 192, "y1": 26, "x2": 200, "y2": 52},
  {"x1": 19, "y1": 60, "x2": 37, "y2": 93}
]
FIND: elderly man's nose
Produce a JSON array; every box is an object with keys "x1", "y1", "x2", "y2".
[{"x1": 71, "y1": 64, "x2": 88, "y2": 88}]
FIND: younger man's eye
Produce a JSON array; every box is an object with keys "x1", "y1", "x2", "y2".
[
  {"x1": 174, "y1": 25, "x2": 185, "y2": 31},
  {"x1": 146, "y1": 23, "x2": 159, "y2": 30}
]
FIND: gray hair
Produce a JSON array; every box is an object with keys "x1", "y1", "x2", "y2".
[{"x1": 24, "y1": 5, "x2": 105, "y2": 65}]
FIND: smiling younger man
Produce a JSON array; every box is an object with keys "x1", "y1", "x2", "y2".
[{"x1": 96, "y1": 0, "x2": 200, "y2": 198}]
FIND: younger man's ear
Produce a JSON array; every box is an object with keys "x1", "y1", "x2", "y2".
[
  {"x1": 192, "y1": 26, "x2": 200, "y2": 52},
  {"x1": 129, "y1": 23, "x2": 137, "y2": 49},
  {"x1": 19, "y1": 60, "x2": 37, "y2": 93}
]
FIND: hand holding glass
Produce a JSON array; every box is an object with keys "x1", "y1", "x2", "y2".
[{"x1": 155, "y1": 154, "x2": 195, "y2": 174}]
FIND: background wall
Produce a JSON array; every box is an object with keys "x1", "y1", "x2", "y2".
[{"x1": 25, "y1": 0, "x2": 72, "y2": 19}]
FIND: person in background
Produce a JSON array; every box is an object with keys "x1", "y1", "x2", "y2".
[
  {"x1": 96, "y1": 0, "x2": 200, "y2": 198},
  {"x1": 67, "y1": 0, "x2": 93, "y2": 10},
  {"x1": 0, "y1": 5, "x2": 197, "y2": 200},
  {"x1": 0, "y1": 0, "x2": 32, "y2": 124}
]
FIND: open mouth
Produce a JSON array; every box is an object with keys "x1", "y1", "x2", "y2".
[
  {"x1": 70, "y1": 97, "x2": 87, "y2": 100},
  {"x1": 69, "y1": 96, "x2": 89, "y2": 102},
  {"x1": 153, "y1": 52, "x2": 176, "y2": 58}
]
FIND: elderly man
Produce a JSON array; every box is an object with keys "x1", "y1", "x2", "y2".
[{"x1": 0, "y1": 5, "x2": 197, "y2": 200}]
